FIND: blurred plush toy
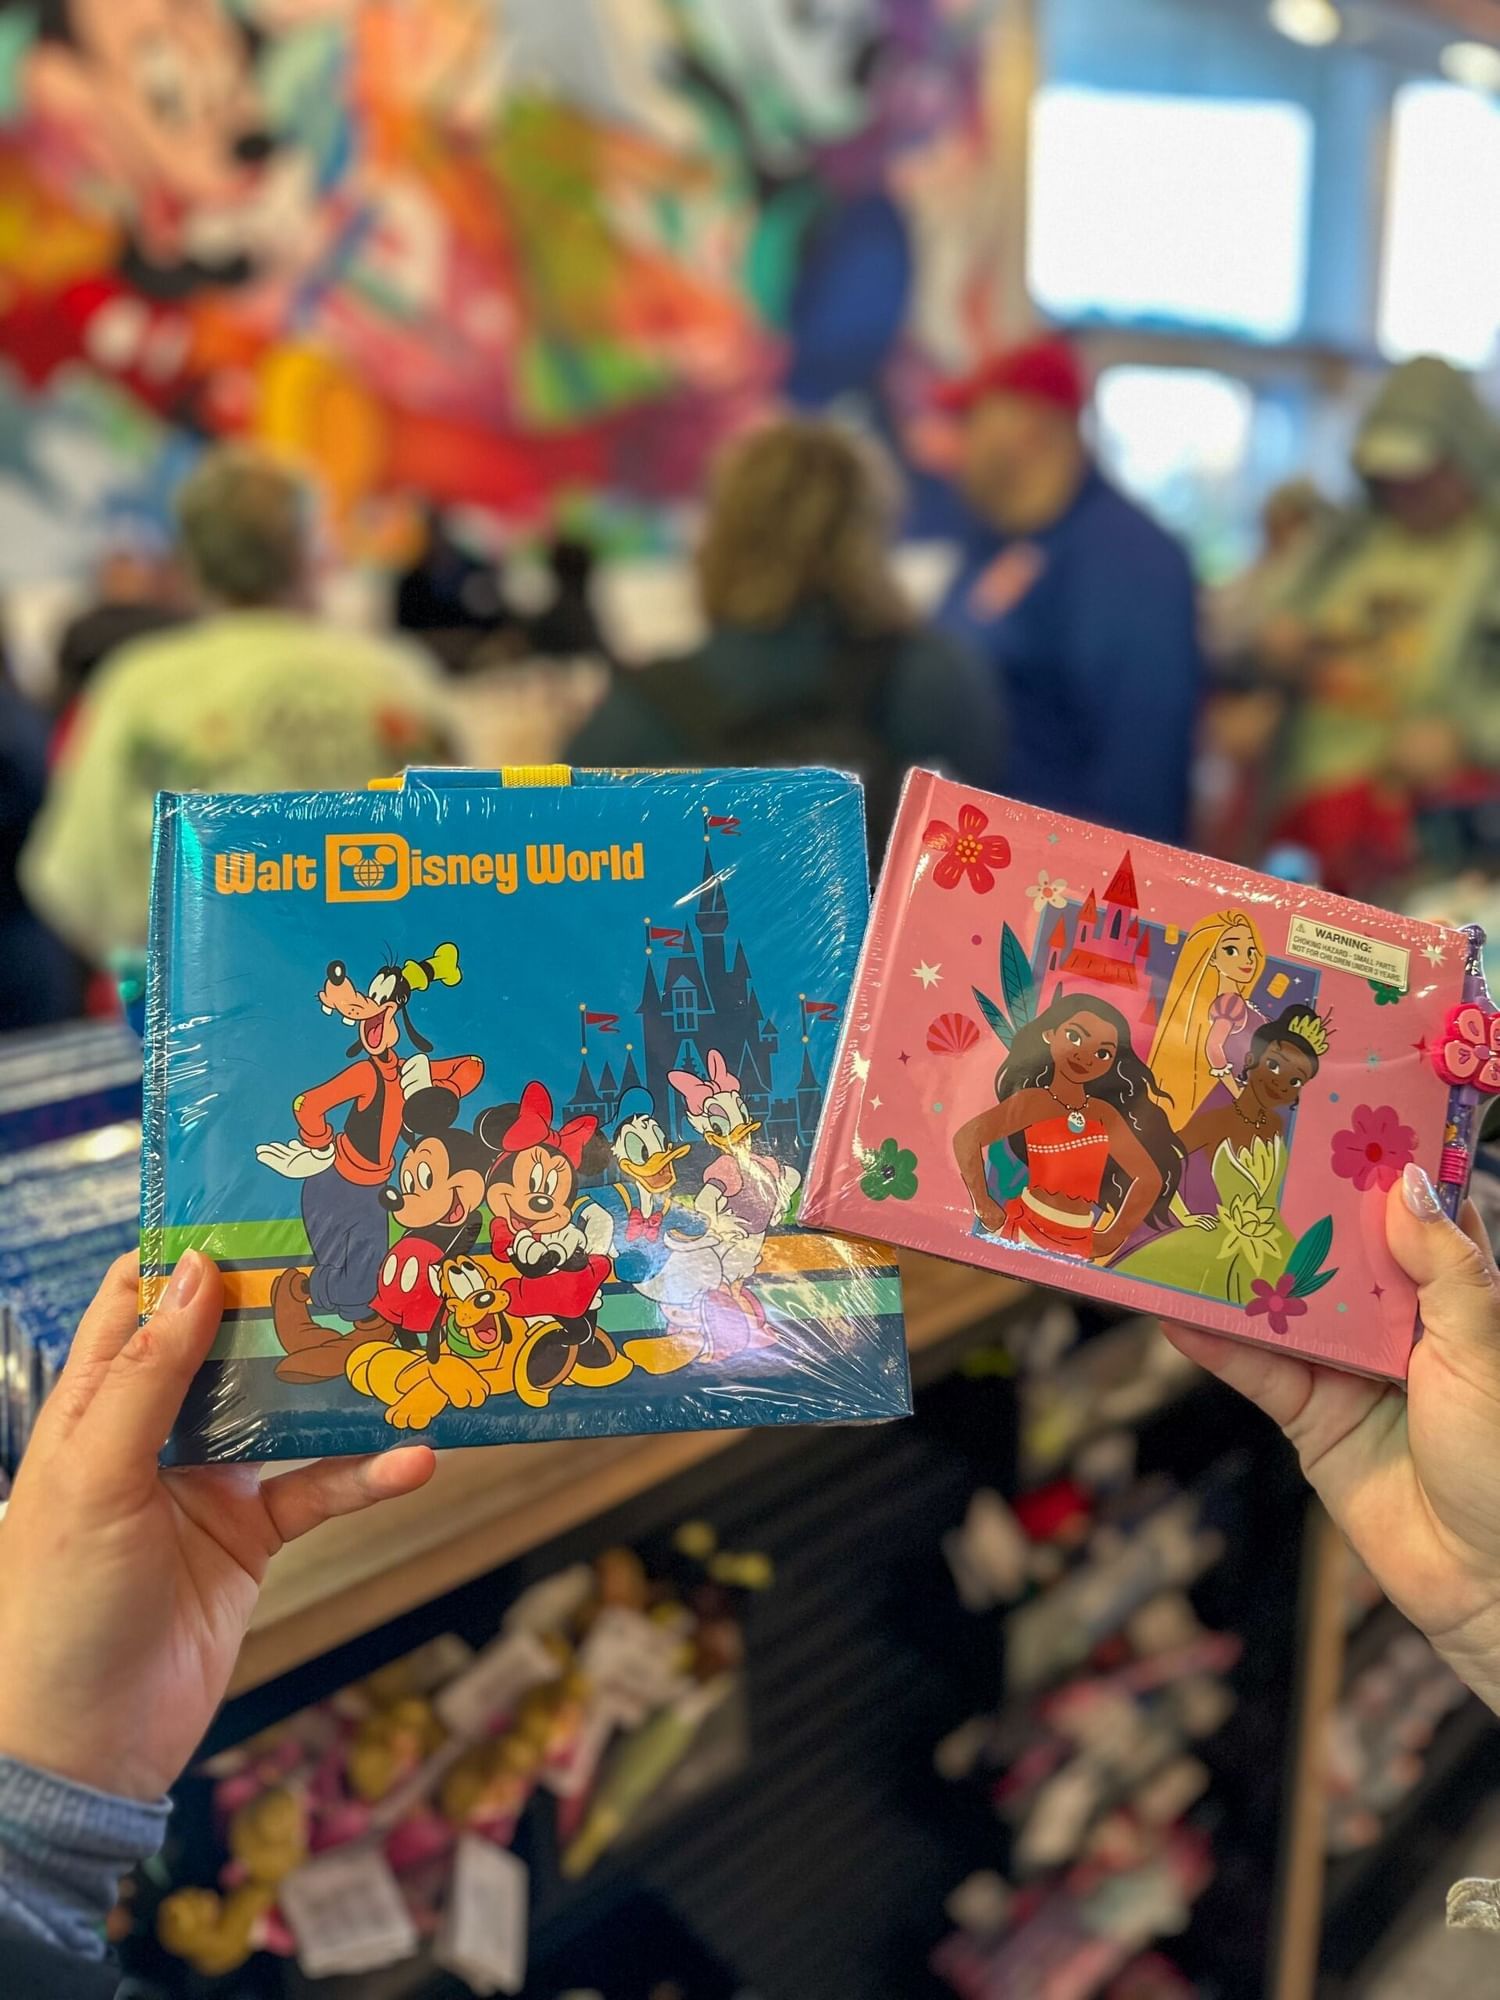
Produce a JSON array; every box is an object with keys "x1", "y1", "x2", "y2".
[
  {"x1": 157, "y1": 1787, "x2": 306, "y2": 1976},
  {"x1": 348, "y1": 1696, "x2": 445, "y2": 1804}
]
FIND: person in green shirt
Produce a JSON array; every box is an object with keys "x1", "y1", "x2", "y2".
[
  {"x1": 1248, "y1": 357, "x2": 1500, "y2": 892},
  {"x1": 21, "y1": 446, "x2": 454, "y2": 967}
]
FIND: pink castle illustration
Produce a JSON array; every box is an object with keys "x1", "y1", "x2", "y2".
[{"x1": 1038, "y1": 850, "x2": 1159, "y2": 1049}]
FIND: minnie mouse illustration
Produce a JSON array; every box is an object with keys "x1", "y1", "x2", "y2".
[{"x1": 485, "y1": 1082, "x2": 632, "y2": 1408}]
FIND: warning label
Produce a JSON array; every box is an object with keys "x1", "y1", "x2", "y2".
[{"x1": 1285, "y1": 916, "x2": 1409, "y2": 991}]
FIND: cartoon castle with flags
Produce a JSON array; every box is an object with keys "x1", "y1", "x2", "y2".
[
  {"x1": 1036, "y1": 850, "x2": 1160, "y2": 1047},
  {"x1": 564, "y1": 842, "x2": 826, "y2": 1152}
]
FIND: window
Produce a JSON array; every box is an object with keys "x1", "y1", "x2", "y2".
[
  {"x1": 1094, "y1": 366, "x2": 1270, "y2": 576},
  {"x1": 1380, "y1": 81, "x2": 1500, "y2": 367},
  {"x1": 670, "y1": 981, "x2": 700, "y2": 1033},
  {"x1": 1028, "y1": 87, "x2": 1314, "y2": 340}
]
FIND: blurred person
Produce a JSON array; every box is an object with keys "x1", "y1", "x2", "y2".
[
  {"x1": 1206, "y1": 479, "x2": 1331, "y2": 665},
  {"x1": 1252, "y1": 357, "x2": 1500, "y2": 893},
  {"x1": 0, "y1": 667, "x2": 80, "y2": 1028},
  {"x1": 567, "y1": 418, "x2": 1002, "y2": 851},
  {"x1": 52, "y1": 548, "x2": 189, "y2": 736},
  {"x1": 21, "y1": 448, "x2": 454, "y2": 966},
  {"x1": 1198, "y1": 480, "x2": 1333, "y2": 859},
  {"x1": 524, "y1": 535, "x2": 611, "y2": 663},
  {"x1": 394, "y1": 503, "x2": 523, "y2": 674},
  {"x1": 936, "y1": 336, "x2": 1203, "y2": 845}
]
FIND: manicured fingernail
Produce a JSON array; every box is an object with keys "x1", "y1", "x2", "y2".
[
  {"x1": 163, "y1": 1250, "x2": 205, "y2": 1311},
  {"x1": 1402, "y1": 1163, "x2": 1443, "y2": 1221}
]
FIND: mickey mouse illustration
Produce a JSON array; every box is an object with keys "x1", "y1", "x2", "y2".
[
  {"x1": 485, "y1": 1082, "x2": 633, "y2": 1408},
  {"x1": 257, "y1": 944, "x2": 481, "y2": 1380},
  {"x1": 277, "y1": 1086, "x2": 499, "y2": 1384}
]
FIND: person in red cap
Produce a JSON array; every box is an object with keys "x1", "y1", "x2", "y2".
[{"x1": 935, "y1": 334, "x2": 1203, "y2": 844}]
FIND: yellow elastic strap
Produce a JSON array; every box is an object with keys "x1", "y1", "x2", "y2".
[
  {"x1": 367, "y1": 766, "x2": 575, "y2": 791},
  {"x1": 502, "y1": 765, "x2": 573, "y2": 787}
]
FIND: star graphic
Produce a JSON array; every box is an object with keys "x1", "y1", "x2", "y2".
[
  {"x1": 1371, "y1": 1282, "x2": 1385, "y2": 1301},
  {"x1": 850, "y1": 1052, "x2": 871, "y2": 1082},
  {"x1": 871, "y1": 1094, "x2": 883, "y2": 1110},
  {"x1": 1366, "y1": 1051, "x2": 1381, "y2": 1067},
  {"x1": 1412, "y1": 1037, "x2": 1428, "y2": 1057},
  {"x1": 1047, "y1": 832, "x2": 1060, "y2": 845},
  {"x1": 913, "y1": 961, "x2": 942, "y2": 989},
  {"x1": 1422, "y1": 941, "x2": 1447, "y2": 965},
  {"x1": 898, "y1": 1051, "x2": 911, "y2": 1064}
]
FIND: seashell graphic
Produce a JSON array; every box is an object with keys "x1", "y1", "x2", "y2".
[{"x1": 926, "y1": 1011, "x2": 982, "y2": 1055}]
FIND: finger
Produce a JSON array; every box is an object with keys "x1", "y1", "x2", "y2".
[
  {"x1": 78, "y1": 1252, "x2": 225, "y2": 1484},
  {"x1": 260, "y1": 1446, "x2": 436, "y2": 1546},
  {"x1": 59, "y1": 1249, "x2": 143, "y2": 1372},
  {"x1": 1458, "y1": 1197, "x2": 1500, "y2": 1273},
  {"x1": 1161, "y1": 1319, "x2": 1390, "y2": 1513},
  {"x1": 1161, "y1": 1322, "x2": 1316, "y2": 1432},
  {"x1": 26, "y1": 1251, "x2": 143, "y2": 1443},
  {"x1": 1387, "y1": 1169, "x2": 1500, "y2": 1393}
]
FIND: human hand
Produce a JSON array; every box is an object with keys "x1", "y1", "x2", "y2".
[
  {"x1": 255, "y1": 1139, "x2": 335, "y2": 1180},
  {"x1": 972, "y1": 1196, "x2": 1007, "y2": 1237},
  {"x1": 0, "y1": 1252, "x2": 435, "y2": 1800},
  {"x1": 1162, "y1": 1166, "x2": 1500, "y2": 1714}
]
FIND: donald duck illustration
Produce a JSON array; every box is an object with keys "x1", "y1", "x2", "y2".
[
  {"x1": 577, "y1": 1087, "x2": 724, "y2": 1376},
  {"x1": 669, "y1": 1050, "x2": 800, "y2": 1351}
]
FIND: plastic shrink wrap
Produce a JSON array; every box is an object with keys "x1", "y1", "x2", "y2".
[
  {"x1": 143, "y1": 766, "x2": 910, "y2": 1463},
  {"x1": 803, "y1": 770, "x2": 1491, "y2": 1384}
]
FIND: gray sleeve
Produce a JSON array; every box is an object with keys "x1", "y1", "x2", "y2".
[{"x1": 0, "y1": 1756, "x2": 169, "y2": 1962}]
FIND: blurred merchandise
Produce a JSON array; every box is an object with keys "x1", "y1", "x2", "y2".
[{"x1": 136, "y1": 1536, "x2": 764, "y2": 1989}]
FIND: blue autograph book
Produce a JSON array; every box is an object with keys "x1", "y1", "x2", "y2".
[{"x1": 143, "y1": 767, "x2": 911, "y2": 1463}]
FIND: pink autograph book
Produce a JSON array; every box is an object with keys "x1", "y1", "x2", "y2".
[{"x1": 803, "y1": 772, "x2": 1498, "y2": 1382}]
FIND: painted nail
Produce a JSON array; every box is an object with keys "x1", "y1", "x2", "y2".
[
  {"x1": 163, "y1": 1249, "x2": 205, "y2": 1311},
  {"x1": 1402, "y1": 1162, "x2": 1443, "y2": 1221}
]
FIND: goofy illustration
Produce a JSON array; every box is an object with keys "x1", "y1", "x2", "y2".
[{"x1": 256, "y1": 944, "x2": 481, "y2": 1382}]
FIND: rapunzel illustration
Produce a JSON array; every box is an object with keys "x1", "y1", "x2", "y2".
[
  {"x1": 1114, "y1": 1005, "x2": 1330, "y2": 1302},
  {"x1": 1149, "y1": 910, "x2": 1267, "y2": 1130},
  {"x1": 953, "y1": 994, "x2": 1184, "y2": 1263}
]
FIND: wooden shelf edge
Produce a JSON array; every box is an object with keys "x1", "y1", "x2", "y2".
[{"x1": 229, "y1": 1253, "x2": 1027, "y2": 1697}]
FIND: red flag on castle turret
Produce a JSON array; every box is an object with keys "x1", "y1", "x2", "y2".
[
  {"x1": 648, "y1": 927, "x2": 685, "y2": 946},
  {"x1": 582, "y1": 1010, "x2": 619, "y2": 1031},
  {"x1": 802, "y1": 999, "x2": 839, "y2": 1021},
  {"x1": 706, "y1": 815, "x2": 741, "y2": 834},
  {"x1": 1102, "y1": 851, "x2": 1138, "y2": 909}
]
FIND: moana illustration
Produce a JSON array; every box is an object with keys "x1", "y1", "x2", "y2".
[
  {"x1": 953, "y1": 994, "x2": 1184, "y2": 1263},
  {"x1": 1115, "y1": 1006, "x2": 1329, "y2": 1302},
  {"x1": 1149, "y1": 910, "x2": 1267, "y2": 1130}
]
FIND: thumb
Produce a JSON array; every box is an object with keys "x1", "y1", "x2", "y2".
[
  {"x1": 1387, "y1": 1166, "x2": 1500, "y2": 1379},
  {"x1": 81, "y1": 1250, "x2": 226, "y2": 1489}
]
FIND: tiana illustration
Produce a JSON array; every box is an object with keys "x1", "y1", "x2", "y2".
[
  {"x1": 1115, "y1": 1005, "x2": 1330, "y2": 1302},
  {"x1": 1149, "y1": 910, "x2": 1267, "y2": 1130},
  {"x1": 952, "y1": 994, "x2": 1184, "y2": 1263}
]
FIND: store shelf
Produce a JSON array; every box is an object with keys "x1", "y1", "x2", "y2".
[
  {"x1": 230, "y1": 1252, "x2": 1028, "y2": 1695},
  {"x1": 1323, "y1": 1698, "x2": 1499, "y2": 1917}
]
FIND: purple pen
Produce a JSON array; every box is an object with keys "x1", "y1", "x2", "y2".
[{"x1": 1436, "y1": 924, "x2": 1494, "y2": 1221}]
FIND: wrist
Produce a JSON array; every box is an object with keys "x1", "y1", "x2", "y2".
[{"x1": 0, "y1": 1755, "x2": 169, "y2": 1962}]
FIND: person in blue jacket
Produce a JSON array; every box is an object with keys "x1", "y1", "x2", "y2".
[{"x1": 935, "y1": 337, "x2": 1204, "y2": 844}]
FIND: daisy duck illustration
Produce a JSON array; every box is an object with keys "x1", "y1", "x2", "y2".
[
  {"x1": 578, "y1": 1087, "x2": 724, "y2": 1377},
  {"x1": 669, "y1": 1049, "x2": 800, "y2": 1352}
]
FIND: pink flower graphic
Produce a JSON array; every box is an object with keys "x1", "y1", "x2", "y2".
[
  {"x1": 923, "y1": 803, "x2": 1011, "y2": 894},
  {"x1": 1246, "y1": 1273, "x2": 1308, "y2": 1338},
  {"x1": 1330, "y1": 1103, "x2": 1419, "y2": 1193}
]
